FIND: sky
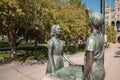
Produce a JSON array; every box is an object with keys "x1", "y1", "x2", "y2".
[{"x1": 81, "y1": 0, "x2": 114, "y2": 12}]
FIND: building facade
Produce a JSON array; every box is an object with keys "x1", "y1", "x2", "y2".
[{"x1": 105, "y1": 0, "x2": 120, "y2": 31}]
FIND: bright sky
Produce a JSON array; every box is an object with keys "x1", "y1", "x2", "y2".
[{"x1": 81, "y1": 0, "x2": 114, "y2": 12}]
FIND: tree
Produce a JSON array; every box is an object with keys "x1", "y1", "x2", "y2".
[
  {"x1": 0, "y1": 0, "x2": 90, "y2": 58},
  {"x1": 39, "y1": 0, "x2": 90, "y2": 46},
  {"x1": 18, "y1": 0, "x2": 39, "y2": 41},
  {"x1": 105, "y1": 25, "x2": 116, "y2": 43},
  {"x1": 0, "y1": 0, "x2": 26, "y2": 58},
  {"x1": 0, "y1": 0, "x2": 44, "y2": 58}
]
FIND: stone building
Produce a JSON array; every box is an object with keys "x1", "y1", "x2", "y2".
[{"x1": 105, "y1": 0, "x2": 120, "y2": 32}]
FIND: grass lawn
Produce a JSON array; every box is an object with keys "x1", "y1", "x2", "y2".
[{"x1": 0, "y1": 40, "x2": 85, "y2": 64}]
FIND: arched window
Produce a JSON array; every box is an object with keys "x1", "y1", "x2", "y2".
[
  {"x1": 111, "y1": 21, "x2": 115, "y2": 27},
  {"x1": 116, "y1": 21, "x2": 120, "y2": 32}
]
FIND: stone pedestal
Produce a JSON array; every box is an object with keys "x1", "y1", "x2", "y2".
[{"x1": 43, "y1": 65, "x2": 83, "y2": 80}]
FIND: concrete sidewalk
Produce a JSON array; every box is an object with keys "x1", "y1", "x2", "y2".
[{"x1": 0, "y1": 43, "x2": 119, "y2": 80}]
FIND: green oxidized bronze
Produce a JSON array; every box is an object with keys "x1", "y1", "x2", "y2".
[
  {"x1": 46, "y1": 24, "x2": 84, "y2": 80},
  {"x1": 46, "y1": 24, "x2": 75, "y2": 75},
  {"x1": 54, "y1": 65, "x2": 84, "y2": 80},
  {"x1": 46, "y1": 9, "x2": 105, "y2": 80},
  {"x1": 83, "y1": 8, "x2": 105, "y2": 80}
]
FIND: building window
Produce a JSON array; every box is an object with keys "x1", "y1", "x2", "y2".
[
  {"x1": 112, "y1": 16, "x2": 115, "y2": 19},
  {"x1": 118, "y1": 15, "x2": 120, "y2": 18},
  {"x1": 105, "y1": 12, "x2": 109, "y2": 14},
  {"x1": 105, "y1": 16, "x2": 109, "y2": 19}
]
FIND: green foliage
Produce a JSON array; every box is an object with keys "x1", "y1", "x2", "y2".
[
  {"x1": 67, "y1": 46, "x2": 77, "y2": 54},
  {"x1": 78, "y1": 44, "x2": 85, "y2": 51},
  {"x1": 39, "y1": 0, "x2": 90, "y2": 41},
  {"x1": 0, "y1": 0, "x2": 26, "y2": 57},
  {"x1": 0, "y1": 0, "x2": 89, "y2": 62},
  {"x1": 0, "y1": 51, "x2": 11, "y2": 64},
  {"x1": 0, "y1": 40, "x2": 9, "y2": 47},
  {"x1": 105, "y1": 25, "x2": 116, "y2": 43},
  {"x1": 0, "y1": 43, "x2": 85, "y2": 64},
  {"x1": 0, "y1": 0, "x2": 89, "y2": 44},
  {"x1": 67, "y1": 44, "x2": 85, "y2": 54},
  {"x1": 0, "y1": 44, "x2": 48, "y2": 64},
  {"x1": 0, "y1": 0, "x2": 25, "y2": 33}
]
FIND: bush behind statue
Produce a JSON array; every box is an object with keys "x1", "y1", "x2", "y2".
[
  {"x1": 105, "y1": 25, "x2": 116, "y2": 43},
  {"x1": 0, "y1": 44, "x2": 85, "y2": 64}
]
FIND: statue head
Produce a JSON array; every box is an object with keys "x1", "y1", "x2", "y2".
[
  {"x1": 51, "y1": 24, "x2": 61, "y2": 36},
  {"x1": 86, "y1": 8, "x2": 104, "y2": 29}
]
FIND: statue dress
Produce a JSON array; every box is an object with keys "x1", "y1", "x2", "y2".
[{"x1": 46, "y1": 37, "x2": 64, "y2": 73}]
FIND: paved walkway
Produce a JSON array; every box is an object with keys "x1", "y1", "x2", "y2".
[
  {"x1": 0, "y1": 43, "x2": 119, "y2": 80},
  {"x1": 104, "y1": 43, "x2": 120, "y2": 80}
]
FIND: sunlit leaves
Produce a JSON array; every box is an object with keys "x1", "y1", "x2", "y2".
[
  {"x1": 0, "y1": 0, "x2": 90, "y2": 43},
  {"x1": 40, "y1": 0, "x2": 90, "y2": 41},
  {"x1": 105, "y1": 25, "x2": 116, "y2": 42}
]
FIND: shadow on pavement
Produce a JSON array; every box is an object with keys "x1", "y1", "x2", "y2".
[{"x1": 114, "y1": 51, "x2": 120, "y2": 58}]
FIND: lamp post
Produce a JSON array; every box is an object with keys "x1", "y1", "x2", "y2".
[
  {"x1": 34, "y1": 26, "x2": 39, "y2": 60},
  {"x1": 100, "y1": 0, "x2": 105, "y2": 36},
  {"x1": 100, "y1": 0, "x2": 105, "y2": 65}
]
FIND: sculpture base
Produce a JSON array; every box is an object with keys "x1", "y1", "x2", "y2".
[
  {"x1": 43, "y1": 65, "x2": 84, "y2": 80},
  {"x1": 54, "y1": 65, "x2": 83, "y2": 80}
]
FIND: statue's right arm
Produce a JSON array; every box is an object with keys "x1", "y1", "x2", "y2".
[
  {"x1": 47, "y1": 40, "x2": 56, "y2": 73},
  {"x1": 83, "y1": 37, "x2": 95, "y2": 80},
  {"x1": 83, "y1": 51, "x2": 94, "y2": 80}
]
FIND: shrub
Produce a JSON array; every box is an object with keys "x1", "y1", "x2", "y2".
[
  {"x1": 105, "y1": 25, "x2": 116, "y2": 43},
  {"x1": 66, "y1": 44, "x2": 85, "y2": 54},
  {"x1": 0, "y1": 41, "x2": 9, "y2": 47},
  {"x1": 0, "y1": 43, "x2": 85, "y2": 64}
]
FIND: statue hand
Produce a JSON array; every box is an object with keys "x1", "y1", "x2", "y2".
[
  {"x1": 69, "y1": 62, "x2": 76, "y2": 66},
  {"x1": 51, "y1": 72, "x2": 55, "y2": 76},
  {"x1": 51, "y1": 71, "x2": 57, "y2": 76}
]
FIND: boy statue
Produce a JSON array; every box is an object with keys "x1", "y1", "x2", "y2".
[{"x1": 83, "y1": 9, "x2": 105, "y2": 80}]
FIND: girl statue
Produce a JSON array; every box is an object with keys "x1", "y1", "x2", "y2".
[{"x1": 46, "y1": 24, "x2": 75, "y2": 75}]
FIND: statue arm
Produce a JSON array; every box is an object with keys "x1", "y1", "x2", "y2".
[
  {"x1": 62, "y1": 41, "x2": 75, "y2": 65},
  {"x1": 47, "y1": 40, "x2": 56, "y2": 73},
  {"x1": 63, "y1": 53, "x2": 75, "y2": 65},
  {"x1": 83, "y1": 51, "x2": 94, "y2": 80}
]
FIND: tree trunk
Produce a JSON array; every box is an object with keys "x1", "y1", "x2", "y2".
[
  {"x1": 65, "y1": 39, "x2": 69, "y2": 52},
  {"x1": 75, "y1": 38, "x2": 79, "y2": 50},
  {"x1": 8, "y1": 31, "x2": 17, "y2": 58}
]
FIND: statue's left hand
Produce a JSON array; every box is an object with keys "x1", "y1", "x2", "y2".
[
  {"x1": 69, "y1": 62, "x2": 76, "y2": 66},
  {"x1": 51, "y1": 71, "x2": 58, "y2": 76}
]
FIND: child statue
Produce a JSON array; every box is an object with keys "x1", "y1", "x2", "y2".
[
  {"x1": 46, "y1": 24, "x2": 75, "y2": 75},
  {"x1": 83, "y1": 9, "x2": 105, "y2": 80}
]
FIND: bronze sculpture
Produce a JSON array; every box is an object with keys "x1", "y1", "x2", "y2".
[
  {"x1": 45, "y1": 9, "x2": 105, "y2": 80},
  {"x1": 46, "y1": 24, "x2": 75, "y2": 75},
  {"x1": 83, "y1": 9, "x2": 105, "y2": 80}
]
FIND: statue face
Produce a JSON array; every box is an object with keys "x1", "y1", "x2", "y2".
[{"x1": 55, "y1": 25, "x2": 61, "y2": 35}]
